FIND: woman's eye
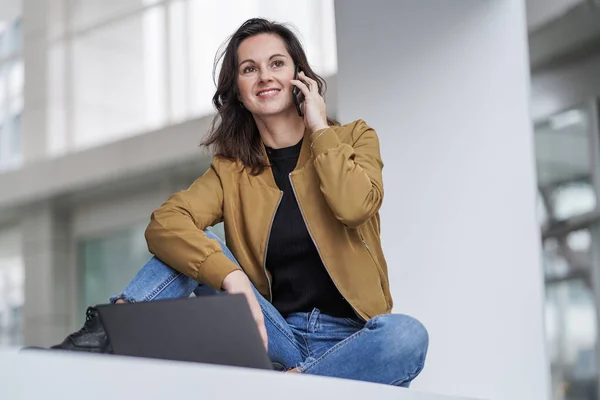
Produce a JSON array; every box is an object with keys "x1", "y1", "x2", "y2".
[
  {"x1": 272, "y1": 60, "x2": 284, "y2": 68},
  {"x1": 243, "y1": 66, "x2": 256, "y2": 74}
]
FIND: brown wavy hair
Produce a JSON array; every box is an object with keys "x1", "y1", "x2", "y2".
[{"x1": 201, "y1": 18, "x2": 338, "y2": 175}]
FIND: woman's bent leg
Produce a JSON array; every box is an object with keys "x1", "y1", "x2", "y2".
[
  {"x1": 109, "y1": 256, "x2": 208, "y2": 303},
  {"x1": 296, "y1": 313, "x2": 429, "y2": 387},
  {"x1": 109, "y1": 230, "x2": 303, "y2": 369}
]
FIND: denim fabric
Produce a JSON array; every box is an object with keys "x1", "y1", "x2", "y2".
[{"x1": 111, "y1": 230, "x2": 428, "y2": 387}]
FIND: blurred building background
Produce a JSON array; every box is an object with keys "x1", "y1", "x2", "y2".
[
  {"x1": 0, "y1": 0, "x2": 337, "y2": 349},
  {"x1": 0, "y1": 0, "x2": 599, "y2": 399}
]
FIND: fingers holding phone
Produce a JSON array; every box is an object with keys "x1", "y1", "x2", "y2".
[
  {"x1": 292, "y1": 65, "x2": 304, "y2": 117},
  {"x1": 291, "y1": 68, "x2": 328, "y2": 133}
]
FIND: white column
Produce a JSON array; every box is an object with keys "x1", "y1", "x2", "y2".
[
  {"x1": 22, "y1": 203, "x2": 72, "y2": 346},
  {"x1": 21, "y1": 0, "x2": 69, "y2": 162},
  {"x1": 21, "y1": 0, "x2": 50, "y2": 163},
  {"x1": 334, "y1": 1, "x2": 549, "y2": 399}
]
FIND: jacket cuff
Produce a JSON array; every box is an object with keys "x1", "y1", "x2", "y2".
[
  {"x1": 310, "y1": 127, "x2": 341, "y2": 157},
  {"x1": 197, "y1": 251, "x2": 241, "y2": 291}
]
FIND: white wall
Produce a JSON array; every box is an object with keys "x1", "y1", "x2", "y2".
[{"x1": 335, "y1": 1, "x2": 548, "y2": 399}]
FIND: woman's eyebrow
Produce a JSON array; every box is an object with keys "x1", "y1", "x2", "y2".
[{"x1": 239, "y1": 53, "x2": 287, "y2": 67}]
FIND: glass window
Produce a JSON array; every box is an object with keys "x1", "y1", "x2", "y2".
[
  {"x1": 0, "y1": 261, "x2": 24, "y2": 346},
  {"x1": 543, "y1": 238, "x2": 571, "y2": 280},
  {"x1": 0, "y1": 19, "x2": 21, "y2": 58},
  {"x1": 78, "y1": 224, "x2": 151, "y2": 316},
  {"x1": 535, "y1": 106, "x2": 595, "y2": 221},
  {"x1": 71, "y1": 7, "x2": 166, "y2": 149},
  {"x1": 8, "y1": 19, "x2": 21, "y2": 56},
  {"x1": 551, "y1": 182, "x2": 597, "y2": 221},
  {"x1": 537, "y1": 191, "x2": 549, "y2": 226},
  {"x1": 49, "y1": 0, "x2": 338, "y2": 154},
  {"x1": 545, "y1": 279, "x2": 598, "y2": 400},
  {"x1": 0, "y1": 226, "x2": 24, "y2": 347},
  {"x1": 0, "y1": 17, "x2": 22, "y2": 171},
  {"x1": 69, "y1": 0, "x2": 159, "y2": 32},
  {"x1": 535, "y1": 103, "x2": 600, "y2": 399},
  {"x1": 567, "y1": 229, "x2": 591, "y2": 252},
  {"x1": 7, "y1": 60, "x2": 23, "y2": 99},
  {"x1": 543, "y1": 228, "x2": 592, "y2": 280}
]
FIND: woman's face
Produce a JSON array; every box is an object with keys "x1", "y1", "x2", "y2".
[{"x1": 237, "y1": 33, "x2": 296, "y2": 117}]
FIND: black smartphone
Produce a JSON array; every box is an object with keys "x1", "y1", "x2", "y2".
[{"x1": 292, "y1": 65, "x2": 304, "y2": 117}]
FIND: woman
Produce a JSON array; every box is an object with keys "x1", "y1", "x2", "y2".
[{"x1": 52, "y1": 18, "x2": 428, "y2": 387}]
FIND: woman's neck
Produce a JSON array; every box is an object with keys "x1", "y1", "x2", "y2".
[{"x1": 254, "y1": 111, "x2": 305, "y2": 149}]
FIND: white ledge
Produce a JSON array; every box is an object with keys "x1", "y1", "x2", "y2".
[{"x1": 0, "y1": 348, "x2": 480, "y2": 400}]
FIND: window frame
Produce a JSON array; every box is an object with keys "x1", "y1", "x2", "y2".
[{"x1": 0, "y1": 17, "x2": 22, "y2": 171}]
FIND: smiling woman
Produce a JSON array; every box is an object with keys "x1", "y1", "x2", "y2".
[
  {"x1": 201, "y1": 18, "x2": 338, "y2": 175},
  {"x1": 52, "y1": 17, "x2": 429, "y2": 389}
]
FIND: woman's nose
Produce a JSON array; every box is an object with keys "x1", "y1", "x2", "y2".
[{"x1": 259, "y1": 68, "x2": 273, "y2": 83}]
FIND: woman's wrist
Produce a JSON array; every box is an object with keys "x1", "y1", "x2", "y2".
[
  {"x1": 311, "y1": 124, "x2": 329, "y2": 135},
  {"x1": 221, "y1": 269, "x2": 248, "y2": 292}
]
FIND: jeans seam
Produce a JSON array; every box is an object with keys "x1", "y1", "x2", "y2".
[
  {"x1": 304, "y1": 312, "x2": 315, "y2": 358},
  {"x1": 142, "y1": 272, "x2": 183, "y2": 302},
  {"x1": 300, "y1": 328, "x2": 367, "y2": 373},
  {"x1": 302, "y1": 333, "x2": 312, "y2": 359},
  {"x1": 389, "y1": 362, "x2": 425, "y2": 387},
  {"x1": 262, "y1": 309, "x2": 296, "y2": 343}
]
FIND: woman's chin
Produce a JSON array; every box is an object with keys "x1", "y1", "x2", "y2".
[{"x1": 253, "y1": 105, "x2": 296, "y2": 118}]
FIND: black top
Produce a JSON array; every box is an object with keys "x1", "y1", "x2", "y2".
[{"x1": 265, "y1": 139, "x2": 354, "y2": 318}]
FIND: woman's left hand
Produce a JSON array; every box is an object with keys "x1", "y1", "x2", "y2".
[{"x1": 291, "y1": 71, "x2": 329, "y2": 134}]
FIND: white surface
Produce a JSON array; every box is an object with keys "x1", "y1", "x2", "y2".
[
  {"x1": 335, "y1": 1, "x2": 548, "y2": 399},
  {"x1": 0, "y1": 349, "x2": 479, "y2": 400}
]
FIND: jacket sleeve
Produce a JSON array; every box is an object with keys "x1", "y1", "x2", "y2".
[
  {"x1": 144, "y1": 158, "x2": 240, "y2": 290},
  {"x1": 310, "y1": 120, "x2": 384, "y2": 228}
]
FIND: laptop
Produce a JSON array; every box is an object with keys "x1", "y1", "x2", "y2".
[{"x1": 95, "y1": 294, "x2": 273, "y2": 370}]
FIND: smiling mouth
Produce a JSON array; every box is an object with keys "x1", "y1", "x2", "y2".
[{"x1": 256, "y1": 89, "x2": 281, "y2": 97}]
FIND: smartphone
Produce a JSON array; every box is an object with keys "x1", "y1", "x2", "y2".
[{"x1": 292, "y1": 65, "x2": 304, "y2": 117}]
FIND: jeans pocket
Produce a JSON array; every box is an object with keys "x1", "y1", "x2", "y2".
[{"x1": 343, "y1": 317, "x2": 366, "y2": 329}]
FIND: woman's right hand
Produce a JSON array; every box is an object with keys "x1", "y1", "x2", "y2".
[{"x1": 221, "y1": 270, "x2": 268, "y2": 350}]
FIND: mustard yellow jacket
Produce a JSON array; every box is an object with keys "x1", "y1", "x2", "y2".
[{"x1": 145, "y1": 119, "x2": 392, "y2": 320}]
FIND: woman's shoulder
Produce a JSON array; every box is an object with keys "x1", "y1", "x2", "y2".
[
  {"x1": 210, "y1": 154, "x2": 246, "y2": 173},
  {"x1": 331, "y1": 119, "x2": 378, "y2": 143}
]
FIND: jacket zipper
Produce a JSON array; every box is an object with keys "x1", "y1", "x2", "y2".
[
  {"x1": 288, "y1": 173, "x2": 365, "y2": 320},
  {"x1": 263, "y1": 190, "x2": 283, "y2": 301},
  {"x1": 359, "y1": 229, "x2": 389, "y2": 306},
  {"x1": 359, "y1": 230, "x2": 373, "y2": 254}
]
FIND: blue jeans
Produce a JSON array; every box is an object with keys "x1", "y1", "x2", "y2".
[{"x1": 110, "y1": 231, "x2": 428, "y2": 387}]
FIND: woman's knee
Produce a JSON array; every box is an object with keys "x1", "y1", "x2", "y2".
[{"x1": 370, "y1": 314, "x2": 429, "y2": 358}]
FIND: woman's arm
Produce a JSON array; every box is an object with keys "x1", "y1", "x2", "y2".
[
  {"x1": 310, "y1": 120, "x2": 384, "y2": 228},
  {"x1": 145, "y1": 157, "x2": 240, "y2": 290}
]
